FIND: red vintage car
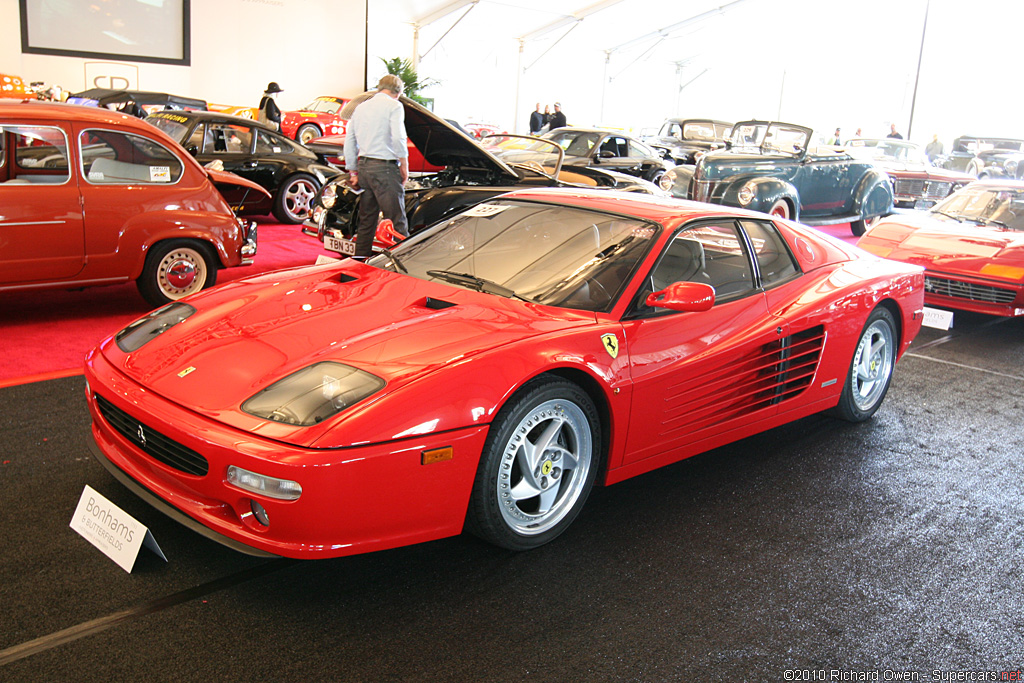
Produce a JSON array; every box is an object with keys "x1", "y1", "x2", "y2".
[
  {"x1": 0, "y1": 99, "x2": 266, "y2": 306},
  {"x1": 303, "y1": 133, "x2": 444, "y2": 173},
  {"x1": 85, "y1": 188, "x2": 923, "y2": 559},
  {"x1": 858, "y1": 180, "x2": 1024, "y2": 317},
  {"x1": 844, "y1": 138, "x2": 972, "y2": 209},
  {"x1": 281, "y1": 96, "x2": 351, "y2": 144}
]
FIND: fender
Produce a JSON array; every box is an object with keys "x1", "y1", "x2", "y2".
[
  {"x1": 664, "y1": 165, "x2": 694, "y2": 199},
  {"x1": 851, "y1": 168, "x2": 894, "y2": 218},
  {"x1": 718, "y1": 175, "x2": 800, "y2": 219},
  {"x1": 123, "y1": 211, "x2": 242, "y2": 279}
]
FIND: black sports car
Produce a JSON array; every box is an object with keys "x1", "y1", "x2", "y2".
[
  {"x1": 303, "y1": 97, "x2": 663, "y2": 257},
  {"x1": 542, "y1": 127, "x2": 671, "y2": 185},
  {"x1": 147, "y1": 110, "x2": 341, "y2": 223}
]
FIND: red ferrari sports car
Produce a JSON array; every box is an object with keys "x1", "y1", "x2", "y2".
[
  {"x1": 858, "y1": 180, "x2": 1024, "y2": 317},
  {"x1": 85, "y1": 188, "x2": 924, "y2": 559}
]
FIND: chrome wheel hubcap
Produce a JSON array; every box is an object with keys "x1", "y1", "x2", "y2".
[
  {"x1": 852, "y1": 319, "x2": 894, "y2": 411},
  {"x1": 496, "y1": 399, "x2": 592, "y2": 536}
]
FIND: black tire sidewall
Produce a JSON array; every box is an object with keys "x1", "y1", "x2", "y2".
[{"x1": 466, "y1": 377, "x2": 601, "y2": 551}]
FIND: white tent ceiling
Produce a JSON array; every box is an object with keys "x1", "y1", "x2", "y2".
[{"x1": 366, "y1": 0, "x2": 1023, "y2": 146}]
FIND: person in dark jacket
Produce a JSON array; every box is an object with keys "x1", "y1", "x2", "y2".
[
  {"x1": 259, "y1": 81, "x2": 283, "y2": 132},
  {"x1": 548, "y1": 102, "x2": 567, "y2": 130}
]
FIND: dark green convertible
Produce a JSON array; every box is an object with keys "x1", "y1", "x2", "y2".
[{"x1": 661, "y1": 120, "x2": 893, "y2": 235}]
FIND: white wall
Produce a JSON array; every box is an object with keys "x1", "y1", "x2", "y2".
[{"x1": 2, "y1": 0, "x2": 367, "y2": 111}]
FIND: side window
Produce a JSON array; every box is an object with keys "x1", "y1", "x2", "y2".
[
  {"x1": 628, "y1": 141, "x2": 651, "y2": 159},
  {"x1": 185, "y1": 123, "x2": 205, "y2": 152},
  {"x1": 254, "y1": 130, "x2": 283, "y2": 155},
  {"x1": 3, "y1": 125, "x2": 70, "y2": 184},
  {"x1": 645, "y1": 221, "x2": 754, "y2": 306},
  {"x1": 741, "y1": 220, "x2": 799, "y2": 287},
  {"x1": 80, "y1": 129, "x2": 184, "y2": 185},
  {"x1": 202, "y1": 123, "x2": 253, "y2": 155}
]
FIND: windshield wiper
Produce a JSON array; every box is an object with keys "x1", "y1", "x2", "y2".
[
  {"x1": 426, "y1": 269, "x2": 527, "y2": 300},
  {"x1": 932, "y1": 210, "x2": 964, "y2": 222},
  {"x1": 971, "y1": 216, "x2": 1011, "y2": 230},
  {"x1": 381, "y1": 248, "x2": 407, "y2": 273}
]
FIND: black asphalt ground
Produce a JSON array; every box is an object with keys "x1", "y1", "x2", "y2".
[{"x1": 1, "y1": 312, "x2": 1023, "y2": 681}]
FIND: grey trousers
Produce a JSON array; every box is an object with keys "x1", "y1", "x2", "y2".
[{"x1": 354, "y1": 157, "x2": 408, "y2": 257}]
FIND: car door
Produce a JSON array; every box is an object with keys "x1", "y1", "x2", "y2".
[
  {"x1": 75, "y1": 126, "x2": 187, "y2": 274},
  {"x1": 196, "y1": 121, "x2": 266, "y2": 188},
  {"x1": 594, "y1": 135, "x2": 642, "y2": 176},
  {"x1": 620, "y1": 219, "x2": 789, "y2": 466},
  {"x1": 794, "y1": 151, "x2": 858, "y2": 217},
  {"x1": 0, "y1": 122, "x2": 85, "y2": 284}
]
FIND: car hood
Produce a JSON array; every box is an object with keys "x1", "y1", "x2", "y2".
[
  {"x1": 402, "y1": 97, "x2": 518, "y2": 178},
  {"x1": 205, "y1": 168, "x2": 272, "y2": 199},
  {"x1": 102, "y1": 261, "x2": 596, "y2": 447},
  {"x1": 862, "y1": 212, "x2": 1024, "y2": 276}
]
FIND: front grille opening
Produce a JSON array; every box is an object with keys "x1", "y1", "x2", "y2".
[{"x1": 95, "y1": 394, "x2": 209, "y2": 477}]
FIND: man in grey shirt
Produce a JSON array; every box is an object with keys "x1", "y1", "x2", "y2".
[{"x1": 343, "y1": 74, "x2": 410, "y2": 259}]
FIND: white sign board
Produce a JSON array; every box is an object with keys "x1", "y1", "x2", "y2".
[
  {"x1": 70, "y1": 485, "x2": 166, "y2": 573},
  {"x1": 922, "y1": 306, "x2": 954, "y2": 330}
]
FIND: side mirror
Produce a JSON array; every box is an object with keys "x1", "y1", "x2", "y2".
[
  {"x1": 599, "y1": 150, "x2": 615, "y2": 159},
  {"x1": 645, "y1": 281, "x2": 715, "y2": 312},
  {"x1": 185, "y1": 144, "x2": 199, "y2": 156}
]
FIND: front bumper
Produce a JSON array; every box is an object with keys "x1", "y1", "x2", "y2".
[
  {"x1": 239, "y1": 219, "x2": 258, "y2": 265},
  {"x1": 84, "y1": 349, "x2": 487, "y2": 559},
  {"x1": 924, "y1": 271, "x2": 1024, "y2": 317}
]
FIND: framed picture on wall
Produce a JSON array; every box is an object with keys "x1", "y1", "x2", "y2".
[{"x1": 20, "y1": 0, "x2": 190, "y2": 66}]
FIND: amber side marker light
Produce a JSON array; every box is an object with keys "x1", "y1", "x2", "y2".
[{"x1": 422, "y1": 446, "x2": 453, "y2": 466}]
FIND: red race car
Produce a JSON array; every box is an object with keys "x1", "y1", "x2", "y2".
[
  {"x1": 280, "y1": 96, "x2": 350, "y2": 144},
  {"x1": 85, "y1": 188, "x2": 924, "y2": 559},
  {"x1": 858, "y1": 180, "x2": 1024, "y2": 317}
]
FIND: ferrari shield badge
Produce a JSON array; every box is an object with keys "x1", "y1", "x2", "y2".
[
  {"x1": 177, "y1": 366, "x2": 197, "y2": 378},
  {"x1": 601, "y1": 333, "x2": 620, "y2": 359}
]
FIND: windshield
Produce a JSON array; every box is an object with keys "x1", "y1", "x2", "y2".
[
  {"x1": 729, "y1": 122, "x2": 809, "y2": 156},
  {"x1": 305, "y1": 98, "x2": 342, "y2": 114},
  {"x1": 482, "y1": 134, "x2": 564, "y2": 178},
  {"x1": 932, "y1": 185, "x2": 1024, "y2": 231},
  {"x1": 366, "y1": 199, "x2": 659, "y2": 312},
  {"x1": 846, "y1": 139, "x2": 929, "y2": 165},
  {"x1": 543, "y1": 130, "x2": 602, "y2": 158},
  {"x1": 146, "y1": 113, "x2": 190, "y2": 142}
]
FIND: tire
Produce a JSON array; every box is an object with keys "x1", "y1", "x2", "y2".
[
  {"x1": 137, "y1": 240, "x2": 217, "y2": 307},
  {"x1": 768, "y1": 198, "x2": 791, "y2": 219},
  {"x1": 833, "y1": 307, "x2": 897, "y2": 422},
  {"x1": 648, "y1": 169, "x2": 666, "y2": 187},
  {"x1": 466, "y1": 377, "x2": 601, "y2": 551},
  {"x1": 273, "y1": 173, "x2": 319, "y2": 224},
  {"x1": 850, "y1": 214, "x2": 881, "y2": 237},
  {"x1": 296, "y1": 123, "x2": 321, "y2": 145}
]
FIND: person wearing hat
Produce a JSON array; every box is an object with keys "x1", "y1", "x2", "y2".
[
  {"x1": 343, "y1": 74, "x2": 409, "y2": 259},
  {"x1": 259, "y1": 81, "x2": 283, "y2": 132},
  {"x1": 548, "y1": 102, "x2": 567, "y2": 131}
]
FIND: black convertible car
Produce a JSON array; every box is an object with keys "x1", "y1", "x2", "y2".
[
  {"x1": 303, "y1": 97, "x2": 663, "y2": 257},
  {"x1": 542, "y1": 127, "x2": 671, "y2": 185},
  {"x1": 146, "y1": 110, "x2": 341, "y2": 223}
]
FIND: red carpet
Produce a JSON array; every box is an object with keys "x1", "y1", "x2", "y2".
[
  {"x1": 0, "y1": 219, "x2": 859, "y2": 388},
  {"x1": 0, "y1": 219, "x2": 334, "y2": 388}
]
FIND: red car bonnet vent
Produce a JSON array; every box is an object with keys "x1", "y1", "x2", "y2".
[
  {"x1": 423, "y1": 297, "x2": 456, "y2": 310},
  {"x1": 338, "y1": 272, "x2": 357, "y2": 283}
]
